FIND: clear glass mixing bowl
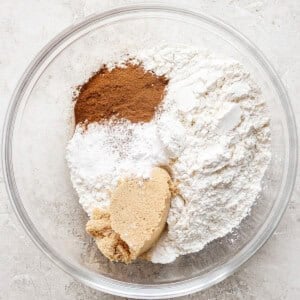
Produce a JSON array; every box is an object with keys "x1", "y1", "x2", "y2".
[{"x1": 2, "y1": 5, "x2": 297, "y2": 299}]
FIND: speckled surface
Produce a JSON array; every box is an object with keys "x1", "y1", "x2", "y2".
[{"x1": 1, "y1": 0, "x2": 299, "y2": 299}]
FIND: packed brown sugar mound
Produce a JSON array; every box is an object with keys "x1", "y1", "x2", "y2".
[
  {"x1": 86, "y1": 167, "x2": 172, "y2": 263},
  {"x1": 86, "y1": 208, "x2": 131, "y2": 263},
  {"x1": 74, "y1": 64, "x2": 168, "y2": 125}
]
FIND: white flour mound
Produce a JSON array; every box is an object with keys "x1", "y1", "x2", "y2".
[{"x1": 66, "y1": 45, "x2": 271, "y2": 264}]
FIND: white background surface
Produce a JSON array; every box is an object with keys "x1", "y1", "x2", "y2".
[{"x1": 1, "y1": 1, "x2": 299, "y2": 299}]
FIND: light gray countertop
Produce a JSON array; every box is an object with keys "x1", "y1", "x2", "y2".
[{"x1": 1, "y1": 1, "x2": 299, "y2": 299}]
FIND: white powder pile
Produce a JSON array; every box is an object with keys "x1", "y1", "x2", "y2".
[
  {"x1": 139, "y1": 45, "x2": 271, "y2": 263},
  {"x1": 66, "y1": 120, "x2": 167, "y2": 215},
  {"x1": 66, "y1": 45, "x2": 271, "y2": 264}
]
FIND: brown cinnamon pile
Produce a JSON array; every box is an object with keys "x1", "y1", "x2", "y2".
[{"x1": 74, "y1": 64, "x2": 168, "y2": 124}]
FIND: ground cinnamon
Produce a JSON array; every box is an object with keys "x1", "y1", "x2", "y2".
[{"x1": 74, "y1": 64, "x2": 168, "y2": 124}]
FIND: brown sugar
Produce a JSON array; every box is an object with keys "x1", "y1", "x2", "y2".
[
  {"x1": 86, "y1": 208, "x2": 131, "y2": 264},
  {"x1": 85, "y1": 167, "x2": 172, "y2": 263},
  {"x1": 74, "y1": 64, "x2": 168, "y2": 125},
  {"x1": 110, "y1": 167, "x2": 171, "y2": 259}
]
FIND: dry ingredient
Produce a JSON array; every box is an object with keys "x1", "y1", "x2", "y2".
[
  {"x1": 66, "y1": 120, "x2": 168, "y2": 215},
  {"x1": 139, "y1": 45, "x2": 271, "y2": 263},
  {"x1": 74, "y1": 64, "x2": 168, "y2": 124},
  {"x1": 86, "y1": 208, "x2": 131, "y2": 263},
  {"x1": 110, "y1": 167, "x2": 171, "y2": 260},
  {"x1": 66, "y1": 44, "x2": 271, "y2": 264},
  {"x1": 86, "y1": 167, "x2": 172, "y2": 263}
]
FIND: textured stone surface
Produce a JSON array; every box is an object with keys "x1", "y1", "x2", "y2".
[{"x1": 0, "y1": 0, "x2": 299, "y2": 299}]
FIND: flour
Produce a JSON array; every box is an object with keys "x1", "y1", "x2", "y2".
[
  {"x1": 139, "y1": 45, "x2": 271, "y2": 263},
  {"x1": 66, "y1": 44, "x2": 271, "y2": 264}
]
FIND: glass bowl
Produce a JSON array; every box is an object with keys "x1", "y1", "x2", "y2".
[{"x1": 2, "y1": 5, "x2": 297, "y2": 299}]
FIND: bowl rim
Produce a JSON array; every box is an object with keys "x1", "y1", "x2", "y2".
[{"x1": 2, "y1": 4, "x2": 298, "y2": 299}]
